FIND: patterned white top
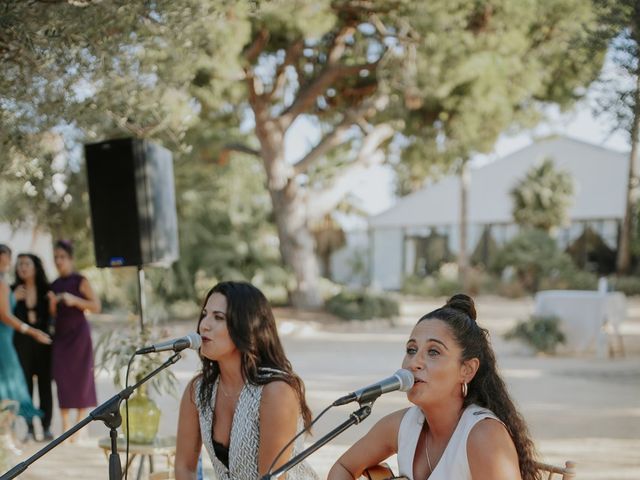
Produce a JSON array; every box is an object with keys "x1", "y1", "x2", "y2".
[
  {"x1": 194, "y1": 371, "x2": 318, "y2": 480},
  {"x1": 397, "y1": 404, "x2": 503, "y2": 480}
]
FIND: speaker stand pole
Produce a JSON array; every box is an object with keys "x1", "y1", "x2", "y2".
[{"x1": 137, "y1": 265, "x2": 146, "y2": 332}]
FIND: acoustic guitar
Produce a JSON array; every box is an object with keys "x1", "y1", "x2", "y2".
[{"x1": 360, "y1": 463, "x2": 409, "y2": 480}]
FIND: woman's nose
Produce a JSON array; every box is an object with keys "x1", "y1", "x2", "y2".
[{"x1": 407, "y1": 355, "x2": 424, "y2": 371}]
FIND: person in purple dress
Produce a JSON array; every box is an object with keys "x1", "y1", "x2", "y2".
[{"x1": 50, "y1": 240, "x2": 101, "y2": 436}]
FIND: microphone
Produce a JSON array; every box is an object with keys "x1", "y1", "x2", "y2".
[
  {"x1": 332, "y1": 369, "x2": 414, "y2": 406},
  {"x1": 136, "y1": 332, "x2": 202, "y2": 355}
]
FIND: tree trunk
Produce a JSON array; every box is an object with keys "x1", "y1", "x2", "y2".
[
  {"x1": 270, "y1": 186, "x2": 323, "y2": 308},
  {"x1": 254, "y1": 114, "x2": 323, "y2": 308},
  {"x1": 458, "y1": 160, "x2": 470, "y2": 289},
  {"x1": 617, "y1": 69, "x2": 640, "y2": 274}
]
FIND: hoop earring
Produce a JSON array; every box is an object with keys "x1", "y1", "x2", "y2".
[{"x1": 462, "y1": 382, "x2": 468, "y2": 398}]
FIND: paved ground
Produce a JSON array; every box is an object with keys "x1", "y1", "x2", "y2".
[{"x1": 6, "y1": 295, "x2": 640, "y2": 479}]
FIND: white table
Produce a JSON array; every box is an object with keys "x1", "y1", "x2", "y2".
[{"x1": 533, "y1": 290, "x2": 626, "y2": 355}]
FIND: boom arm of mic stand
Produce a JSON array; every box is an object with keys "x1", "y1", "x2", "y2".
[
  {"x1": 260, "y1": 402, "x2": 373, "y2": 480},
  {"x1": 0, "y1": 352, "x2": 182, "y2": 480}
]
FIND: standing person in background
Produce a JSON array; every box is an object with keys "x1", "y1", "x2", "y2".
[
  {"x1": 0, "y1": 245, "x2": 51, "y2": 425},
  {"x1": 175, "y1": 281, "x2": 318, "y2": 480},
  {"x1": 50, "y1": 240, "x2": 101, "y2": 436},
  {"x1": 12, "y1": 253, "x2": 56, "y2": 441}
]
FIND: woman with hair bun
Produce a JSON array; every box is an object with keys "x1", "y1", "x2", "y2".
[
  {"x1": 328, "y1": 294, "x2": 539, "y2": 480},
  {"x1": 50, "y1": 240, "x2": 101, "y2": 436}
]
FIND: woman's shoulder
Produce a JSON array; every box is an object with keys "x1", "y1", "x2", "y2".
[
  {"x1": 467, "y1": 413, "x2": 520, "y2": 478},
  {"x1": 260, "y1": 378, "x2": 297, "y2": 403},
  {"x1": 468, "y1": 415, "x2": 511, "y2": 445},
  {"x1": 466, "y1": 405, "x2": 515, "y2": 461}
]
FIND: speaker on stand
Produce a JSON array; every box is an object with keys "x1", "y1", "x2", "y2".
[{"x1": 84, "y1": 137, "x2": 179, "y2": 330}]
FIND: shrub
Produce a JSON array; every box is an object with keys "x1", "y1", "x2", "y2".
[
  {"x1": 540, "y1": 269, "x2": 599, "y2": 291},
  {"x1": 492, "y1": 229, "x2": 576, "y2": 292},
  {"x1": 325, "y1": 290, "x2": 399, "y2": 320},
  {"x1": 610, "y1": 276, "x2": 640, "y2": 296},
  {"x1": 504, "y1": 315, "x2": 566, "y2": 354},
  {"x1": 497, "y1": 279, "x2": 528, "y2": 298}
]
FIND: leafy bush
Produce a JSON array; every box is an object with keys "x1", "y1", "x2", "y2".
[
  {"x1": 326, "y1": 290, "x2": 399, "y2": 320},
  {"x1": 492, "y1": 229, "x2": 576, "y2": 292},
  {"x1": 504, "y1": 315, "x2": 566, "y2": 354},
  {"x1": 402, "y1": 268, "x2": 501, "y2": 297},
  {"x1": 497, "y1": 279, "x2": 528, "y2": 298},
  {"x1": 610, "y1": 276, "x2": 640, "y2": 296},
  {"x1": 540, "y1": 269, "x2": 599, "y2": 291}
]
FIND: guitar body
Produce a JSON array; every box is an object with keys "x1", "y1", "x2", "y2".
[{"x1": 361, "y1": 464, "x2": 409, "y2": 480}]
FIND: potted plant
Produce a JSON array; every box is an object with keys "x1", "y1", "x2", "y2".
[{"x1": 95, "y1": 322, "x2": 179, "y2": 444}]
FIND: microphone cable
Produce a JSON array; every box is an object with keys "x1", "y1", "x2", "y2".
[
  {"x1": 124, "y1": 352, "x2": 136, "y2": 480},
  {"x1": 265, "y1": 403, "x2": 333, "y2": 477}
]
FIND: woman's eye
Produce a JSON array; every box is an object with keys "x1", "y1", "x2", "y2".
[
  {"x1": 406, "y1": 347, "x2": 417, "y2": 354},
  {"x1": 428, "y1": 349, "x2": 440, "y2": 356}
]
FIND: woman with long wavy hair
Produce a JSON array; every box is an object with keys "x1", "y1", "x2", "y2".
[
  {"x1": 175, "y1": 281, "x2": 317, "y2": 480},
  {"x1": 12, "y1": 253, "x2": 56, "y2": 441},
  {"x1": 328, "y1": 294, "x2": 539, "y2": 480},
  {"x1": 0, "y1": 245, "x2": 51, "y2": 426}
]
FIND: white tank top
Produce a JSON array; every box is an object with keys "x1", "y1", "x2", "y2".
[{"x1": 397, "y1": 404, "x2": 503, "y2": 480}]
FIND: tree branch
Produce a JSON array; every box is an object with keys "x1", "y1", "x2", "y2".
[
  {"x1": 218, "y1": 143, "x2": 261, "y2": 164},
  {"x1": 279, "y1": 61, "x2": 379, "y2": 129},
  {"x1": 293, "y1": 121, "x2": 353, "y2": 176},
  {"x1": 328, "y1": 25, "x2": 356, "y2": 64},
  {"x1": 306, "y1": 123, "x2": 395, "y2": 220},
  {"x1": 244, "y1": 28, "x2": 270, "y2": 63},
  {"x1": 292, "y1": 99, "x2": 381, "y2": 175},
  {"x1": 267, "y1": 39, "x2": 305, "y2": 101}
]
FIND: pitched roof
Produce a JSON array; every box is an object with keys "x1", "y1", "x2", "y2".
[{"x1": 369, "y1": 136, "x2": 629, "y2": 229}]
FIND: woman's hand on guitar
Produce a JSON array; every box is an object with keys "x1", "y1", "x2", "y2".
[{"x1": 360, "y1": 464, "x2": 409, "y2": 480}]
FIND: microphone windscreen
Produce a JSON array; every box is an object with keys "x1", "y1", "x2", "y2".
[
  {"x1": 394, "y1": 368, "x2": 415, "y2": 391},
  {"x1": 187, "y1": 332, "x2": 202, "y2": 350}
]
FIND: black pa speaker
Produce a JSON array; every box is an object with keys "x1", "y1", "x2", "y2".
[{"x1": 85, "y1": 138, "x2": 179, "y2": 268}]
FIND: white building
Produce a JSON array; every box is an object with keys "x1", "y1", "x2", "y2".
[{"x1": 364, "y1": 136, "x2": 628, "y2": 290}]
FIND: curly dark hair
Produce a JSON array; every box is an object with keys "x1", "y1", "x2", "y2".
[
  {"x1": 13, "y1": 253, "x2": 50, "y2": 296},
  {"x1": 196, "y1": 281, "x2": 312, "y2": 429},
  {"x1": 419, "y1": 293, "x2": 539, "y2": 480}
]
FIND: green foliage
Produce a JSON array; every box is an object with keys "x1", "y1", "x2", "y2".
[
  {"x1": 94, "y1": 323, "x2": 179, "y2": 397},
  {"x1": 325, "y1": 290, "x2": 399, "y2": 321},
  {"x1": 610, "y1": 276, "x2": 640, "y2": 296},
  {"x1": 510, "y1": 157, "x2": 574, "y2": 232},
  {"x1": 492, "y1": 229, "x2": 577, "y2": 292},
  {"x1": 402, "y1": 274, "x2": 463, "y2": 298},
  {"x1": 504, "y1": 315, "x2": 567, "y2": 354},
  {"x1": 540, "y1": 269, "x2": 599, "y2": 291},
  {"x1": 0, "y1": 0, "x2": 617, "y2": 307},
  {"x1": 393, "y1": 0, "x2": 612, "y2": 192}
]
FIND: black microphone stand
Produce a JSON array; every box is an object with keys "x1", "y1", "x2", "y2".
[
  {"x1": 0, "y1": 352, "x2": 182, "y2": 480},
  {"x1": 260, "y1": 401, "x2": 374, "y2": 480}
]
